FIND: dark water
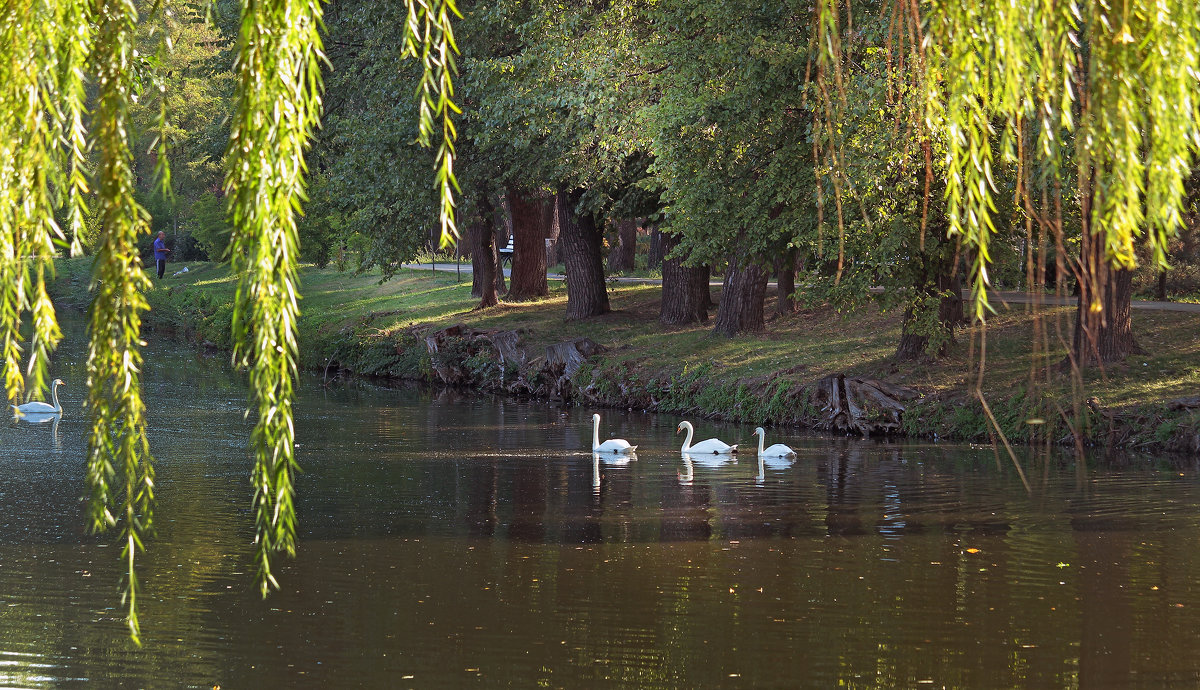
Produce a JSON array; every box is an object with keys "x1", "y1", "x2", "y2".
[{"x1": 2, "y1": 325, "x2": 1200, "y2": 688}]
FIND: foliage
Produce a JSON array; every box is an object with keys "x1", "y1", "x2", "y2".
[
  {"x1": 85, "y1": 0, "x2": 156, "y2": 644},
  {"x1": 224, "y1": 0, "x2": 325, "y2": 599},
  {"x1": 816, "y1": 0, "x2": 1200, "y2": 324},
  {"x1": 645, "y1": 0, "x2": 815, "y2": 268}
]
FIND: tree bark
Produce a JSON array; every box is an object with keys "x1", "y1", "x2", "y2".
[
  {"x1": 774, "y1": 249, "x2": 797, "y2": 316},
  {"x1": 546, "y1": 201, "x2": 562, "y2": 267},
  {"x1": 647, "y1": 227, "x2": 665, "y2": 269},
  {"x1": 469, "y1": 196, "x2": 500, "y2": 308},
  {"x1": 1069, "y1": 235, "x2": 1142, "y2": 367},
  {"x1": 506, "y1": 189, "x2": 551, "y2": 301},
  {"x1": 557, "y1": 190, "x2": 610, "y2": 320},
  {"x1": 712, "y1": 246, "x2": 769, "y2": 337},
  {"x1": 468, "y1": 220, "x2": 485, "y2": 299},
  {"x1": 606, "y1": 219, "x2": 637, "y2": 273},
  {"x1": 1066, "y1": 172, "x2": 1144, "y2": 369},
  {"x1": 659, "y1": 231, "x2": 711, "y2": 325}
]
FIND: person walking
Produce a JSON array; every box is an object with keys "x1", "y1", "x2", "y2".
[{"x1": 153, "y1": 231, "x2": 171, "y2": 279}]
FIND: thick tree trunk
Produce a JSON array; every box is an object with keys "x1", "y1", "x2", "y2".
[
  {"x1": 895, "y1": 267, "x2": 964, "y2": 360},
  {"x1": 659, "y1": 231, "x2": 711, "y2": 325},
  {"x1": 557, "y1": 190, "x2": 610, "y2": 320},
  {"x1": 774, "y1": 249, "x2": 797, "y2": 316},
  {"x1": 506, "y1": 189, "x2": 551, "y2": 301},
  {"x1": 470, "y1": 196, "x2": 500, "y2": 308},
  {"x1": 606, "y1": 219, "x2": 637, "y2": 273},
  {"x1": 469, "y1": 220, "x2": 483, "y2": 298},
  {"x1": 1069, "y1": 235, "x2": 1142, "y2": 367},
  {"x1": 647, "y1": 228, "x2": 665, "y2": 269},
  {"x1": 712, "y1": 247, "x2": 769, "y2": 337},
  {"x1": 1066, "y1": 174, "x2": 1144, "y2": 368}
]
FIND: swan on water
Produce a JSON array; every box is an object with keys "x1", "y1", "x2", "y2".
[
  {"x1": 676, "y1": 420, "x2": 736, "y2": 454},
  {"x1": 12, "y1": 379, "x2": 64, "y2": 417},
  {"x1": 592, "y1": 413, "x2": 637, "y2": 454},
  {"x1": 754, "y1": 427, "x2": 796, "y2": 459}
]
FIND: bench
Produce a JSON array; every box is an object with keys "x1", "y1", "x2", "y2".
[{"x1": 498, "y1": 238, "x2": 514, "y2": 266}]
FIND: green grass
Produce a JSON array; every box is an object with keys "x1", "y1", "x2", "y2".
[{"x1": 50, "y1": 258, "x2": 1200, "y2": 449}]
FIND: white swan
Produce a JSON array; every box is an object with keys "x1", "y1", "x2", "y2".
[
  {"x1": 754, "y1": 427, "x2": 796, "y2": 459},
  {"x1": 592, "y1": 413, "x2": 637, "y2": 454},
  {"x1": 677, "y1": 420, "x2": 736, "y2": 454},
  {"x1": 12, "y1": 379, "x2": 64, "y2": 417}
]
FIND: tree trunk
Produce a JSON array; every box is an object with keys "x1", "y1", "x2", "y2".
[
  {"x1": 506, "y1": 189, "x2": 551, "y2": 301},
  {"x1": 712, "y1": 246, "x2": 769, "y2": 337},
  {"x1": 659, "y1": 231, "x2": 711, "y2": 325},
  {"x1": 895, "y1": 266, "x2": 964, "y2": 360},
  {"x1": 470, "y1": 196, "x2": 500, "y2": 308},
  {"x1": 1069, "y1": 238, "x2": 1142, "y2": 367},
  {"x1": 546, "y1": 201, "x2": 562, "y2": 267},
  {"x1": 469, "y1": 220, "x2": 483, "y2": 298},
  {"x1": 1066, "y1": 172, "x2": 1144, "y2": 369},
  {"x1": 606, "y1": 219, "x2": 637, "y2": 273},
  {"x1": 1157, "y1": 268, "x2": 1167, "y2": 302},
  {"x1": 647, "y1": 228, "x2": 665, "y2": 269},
  {"x1": 557, "y1": 190, "x2": 610, "y2": 320},
  {"x1": 774, "y1": 249, "x2": 797, "y2": 316}
]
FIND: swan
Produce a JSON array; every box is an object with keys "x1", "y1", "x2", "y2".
[
  {"x1": 592, "y1": 413, "x2": 637, "y2": 454},
  {"x1": 754, "y1": 427, "x2": 796, "y2": 459},
  {"x1": 12, "y1": 379, "x2": 64, "y2": 417},
  {"x1": 676, "y1": 420, "x2": 736, "y2": 454}
]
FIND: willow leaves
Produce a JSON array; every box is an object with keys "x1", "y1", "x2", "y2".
[{"x1": 816, "y1": 0, "x2": 1200, "y2": 323}]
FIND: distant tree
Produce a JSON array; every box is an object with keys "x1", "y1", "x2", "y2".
[{"x1": 606, "y1": 220, "x2": 637, "y2": 273}]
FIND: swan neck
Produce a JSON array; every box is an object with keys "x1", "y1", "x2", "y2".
[
  {"x1": 681, "y1": 423, "x2": 693, "y2": 452},
  {"x1": 757, "y1": 431, "x2": 765, "y2": 455},
  {"x1": 592, "y1": 416, "x2": 600, "y2": 450},
  {"x1": 51, "y1": 382, "x2": 61, "y2": 413}
]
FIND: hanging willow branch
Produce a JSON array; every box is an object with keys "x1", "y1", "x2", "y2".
[
  {"x1": 225, "y1": 0, "x2": 325, "y2": 598},
  {"x1": 402, "y1": 0, "x2": 462, "y2": 248},
  {"x1": 86, "y1": 0, "x2": 156, "y2": 645},
  {"x1": 814, "y1": 0, "x2": 1200, "y2": 325},
  {"x1": 0, "y1": 0, "x2": 89, "y2": 406}
]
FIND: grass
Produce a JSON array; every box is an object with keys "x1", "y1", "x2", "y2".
[{"x1": 51, "y1": 258, "x2": 1200, "y2": 449}]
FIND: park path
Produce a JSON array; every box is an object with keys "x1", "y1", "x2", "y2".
[{"x1": 402, "y1": 261, "x2": 1200, "y2": 314}]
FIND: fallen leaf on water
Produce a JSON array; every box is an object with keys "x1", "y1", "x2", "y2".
[{"x1": 966, "y1": 548, "x2": 980, "y2": 554}]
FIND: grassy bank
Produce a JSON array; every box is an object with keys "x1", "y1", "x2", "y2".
[{"x1": 51, "y1": 258, "x2": 1200, "y2": 453}]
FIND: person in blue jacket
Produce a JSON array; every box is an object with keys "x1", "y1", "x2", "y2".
[{"x1": 153, "y1": 231, "x2": 171, "y2": 279}]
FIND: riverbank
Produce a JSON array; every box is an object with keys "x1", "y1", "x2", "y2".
[{"x1": 50, "y1": 258, "x2": 1200, "y2": 453}]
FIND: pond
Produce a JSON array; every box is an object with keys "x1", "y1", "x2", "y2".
[{"x1": 2, "y1": 320, "x2": 1199, "y2": 688}]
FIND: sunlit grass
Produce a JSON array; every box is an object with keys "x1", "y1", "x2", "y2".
[{"x1": 53, "y1": 259, "x2": 1200, "y2": 413}]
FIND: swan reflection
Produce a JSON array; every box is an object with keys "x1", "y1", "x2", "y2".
[
  {"x1": 756, "y1": 452, "x2": 794, "y2": 485},
  {"x1": 13, "y1": 412, "x2": 62, "y2": 450},
  {"x1": 592, "y1": 451, "x2": 636, "y2": 492}
]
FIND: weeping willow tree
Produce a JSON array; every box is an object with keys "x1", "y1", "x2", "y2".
[
  {"x1": 815, "y1": 0, "x2": 1200, "y2": 372},
  {"x1": 0, "y1": 0, "x2": 459, "y2": 644}
]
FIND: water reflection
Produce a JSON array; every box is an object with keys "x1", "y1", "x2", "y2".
[
  {"x1": 3, "y1": 322, "x2": 1200, "y2": 687},
  {"x1": 11, "y1": 413, "x2": 62, "y2": 452}
]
